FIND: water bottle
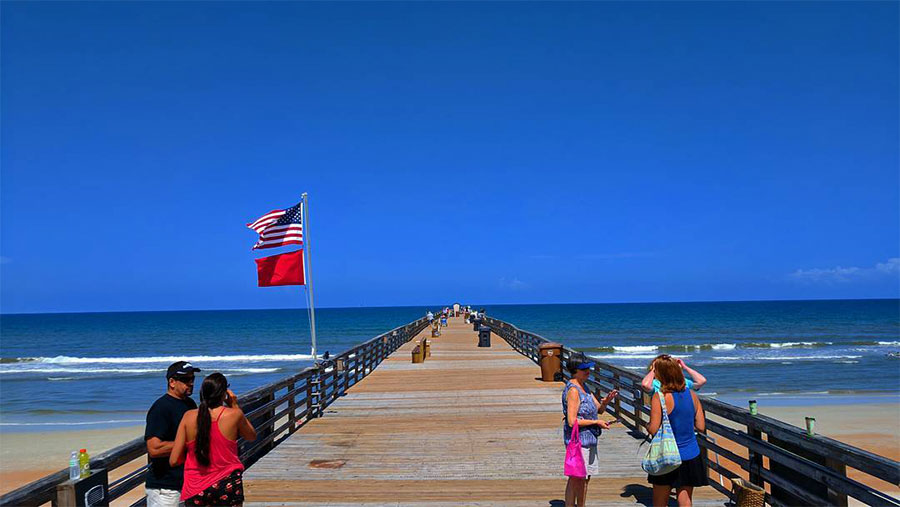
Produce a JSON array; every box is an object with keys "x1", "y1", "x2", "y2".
[
  {"x1": 78, "y1": 448, "x2": 90, "y2": 478},
  {"x1": 68, "y1": 451, "x2": 79, "y2": 480}
]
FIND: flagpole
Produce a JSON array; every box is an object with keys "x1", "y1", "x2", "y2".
[{"x1": 301, "y1": 192, "x2": 318, "y2": 362}]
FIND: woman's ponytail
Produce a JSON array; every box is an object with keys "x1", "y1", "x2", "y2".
[
  {"x1": 195, "y1": 373, "x2": 228, "y2": 467},
  {"x1": 196, "y1": 401, "x2": 212, "y2": 466}
]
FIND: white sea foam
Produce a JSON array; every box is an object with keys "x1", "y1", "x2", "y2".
[
  {"x1": 711, "y1": 355, "x2": 862, "y2": 361},
  {"x1": 878, "y1": 341, "x2": 900, "y2": 346},
  {"x1": 0, "y1": 419, "x2": 143, "y2": 427},
  {"x1": 612, "y1": 346, "x2": 657, "y2": 353},
  {"x1": 1, "y1": 366, "x2": 280, "y2": 375},
  {"x1": 0, "y1": 367, "x2": 160, "y2": 374},
  {"x1": 588, "y1": 354, "x2": 690, "y2": 360},
  {"x1": 711, "y1": 343, "x2": 737, "y2": 350},
  {"x1": 26, "y1": 354, "x2": 315, "y2": 364},
  {"x1": 769, "y1": 341, "x2": 832, "y2": 348}
]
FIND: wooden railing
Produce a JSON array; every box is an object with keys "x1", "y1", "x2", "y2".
[
  {"x1": 0, "y1": 316, "x2": 431, "y2": 507},
  {"x1": 484, "y1": 316, "x2": 900, "y2": 507}
]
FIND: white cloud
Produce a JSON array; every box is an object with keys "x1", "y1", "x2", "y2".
[
  {"x1": 789, "y1": 257, "x2": 900, "y2": 284},
  {"x1": 876, "y1": 258, "x2": 900, "y2": 274},
  {"x1": 499, "y1": 277, "x2": 527, "y2": 290}
]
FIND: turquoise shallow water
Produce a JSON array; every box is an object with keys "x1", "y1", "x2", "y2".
[{"x1": 1, "y1": 300, "x2": 897, "y2": 430}]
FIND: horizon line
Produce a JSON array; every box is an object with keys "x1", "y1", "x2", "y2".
[{"x1": 1, "y1": 296, "x2": 897, "y2": 316}]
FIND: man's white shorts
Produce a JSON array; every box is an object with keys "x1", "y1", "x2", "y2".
[{"x1": 146, "y1": 487, "x2": 182, "y2": 507}]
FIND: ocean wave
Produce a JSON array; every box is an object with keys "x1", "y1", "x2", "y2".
[
  {"x1": 612, "y1": 346, "x2": 658, "y2": 353},
  {"x1": 0, "y1": 367, "x2": 160, "y2": 374},
  {"x1": 587, "y1": 354, "x2": 690, "y2": 360},
  {"x1": 3, "y1": 354, "x2": 315, "y2": 365},
  {"x1": 658, "y1": 343, "x2": 737, "y2": 351},
  {"x1": 741, "y1": 341, "x2": 833, "y2": 348},
  {"x1": 1, "y1": 367, "x2": 281, "y2": 375},
  {"x1": 0, "y1": 419, "x2": 143, "y2": 427},
  {"x1": 711, "y1": 355, "x2": 862, "y2": 361}
]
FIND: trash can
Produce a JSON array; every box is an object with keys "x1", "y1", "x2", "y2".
[
  {"x1": 411, "y1": 344, "x2": 424, "y2": 363},
  {"x1": 431, "y1": 324, "x2": 440, "y2": 337},
  {"x1": 478, "y1": 325, "x2": 491, "y2": 347},
  {"x1": 472, "y1": 318, "x2": 481, "y2": 331},
  {"x1": 538, "y1": 342, "x2": 563, "y2": 381},
  {"x1": 423, "y1": 338, "x2": 431, "y2": 358}
]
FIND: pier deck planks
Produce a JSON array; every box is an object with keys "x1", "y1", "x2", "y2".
[{"x1": 244, "y1": 317, "x2": 727, "y2": 506}]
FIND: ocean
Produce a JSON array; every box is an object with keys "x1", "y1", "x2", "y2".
[{"x1": 1, "y1": 300, "x2": 898, "y2": 431}]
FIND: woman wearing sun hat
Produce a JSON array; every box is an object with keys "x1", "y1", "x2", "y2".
[{"x1": 562, "y1": 358, "x2": 618, "y2": 507}]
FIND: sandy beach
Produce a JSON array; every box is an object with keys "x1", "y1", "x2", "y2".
[
  {"x1": 1, "y1": 400, "x2": 897, "y2": 504},
  {"x1": 0, "y1": 425, "x2": 145, "y2": 503},
  {"x1": 704, "y1": 401, "x2": 900, "y2": 502}
]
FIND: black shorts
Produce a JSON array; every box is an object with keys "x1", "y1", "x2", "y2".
[
  {"x1": 647, "y1": 454, "x2": 709, "y2": 488},
  {"x1": 185, "y1": 469, "x2": 244, "y2": 506}
]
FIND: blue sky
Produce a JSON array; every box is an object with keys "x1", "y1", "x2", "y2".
[{"x1": 2, "y1": 1, "x2": 898, "y2": 313}]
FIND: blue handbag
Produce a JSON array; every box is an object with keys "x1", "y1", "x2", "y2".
[{"x1": 641, "y1": 391, "x2": 682, "y2": 475}]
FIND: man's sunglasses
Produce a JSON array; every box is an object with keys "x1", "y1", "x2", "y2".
[{"x1": 172, "y1": 376, "x2": 195, "y2": 384}]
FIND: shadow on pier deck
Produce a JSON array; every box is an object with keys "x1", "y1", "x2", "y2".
[{"x1": 243, "y1": 317, "x2": 727, "y2": 506}]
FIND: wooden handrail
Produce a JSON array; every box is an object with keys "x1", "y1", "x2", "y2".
[
  {"x1": 483, "y1": 316, "x2": 900, "y2": 507},
  {"x1": 0, "y1": 316, "x2": 432, "y2": 507}
]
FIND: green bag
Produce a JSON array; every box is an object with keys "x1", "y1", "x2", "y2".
[{"x1": 641, "y1": 391, "x2": 682, "y2": 475}]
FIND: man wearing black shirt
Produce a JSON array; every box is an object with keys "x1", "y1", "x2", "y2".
[{"x1": 144, "y1": 361, "x2": 200, "y2": 507}]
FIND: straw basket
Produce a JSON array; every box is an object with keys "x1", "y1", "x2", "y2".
[{"x1": 732, "y1": 478, "x2": 765, "y2": 507}]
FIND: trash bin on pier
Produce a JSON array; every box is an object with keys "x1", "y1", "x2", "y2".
[
  {"x1": 411, "y1": 344, "x2": 424, "y2": 363},
  {"x1": 538, "y1": 342, "x2": 563, "y2": 381},
  {"x1": 472, "y1": 318, "x2": 481, "y2": 332},
  {"x1": 423, "y1": 338, "x2": 431, "y2": 358},
  {"x1": 478, "y1": 325, "x2": 491, "y2": 347}
]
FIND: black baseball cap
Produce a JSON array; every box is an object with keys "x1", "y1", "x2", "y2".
[{"x1": 166, "y1": 361, "x2": 201, "y2": 379}]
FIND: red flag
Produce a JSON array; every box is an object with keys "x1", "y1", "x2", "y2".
[{"x1": 255, "y1": 250, "x2": 305, "y2": 287}]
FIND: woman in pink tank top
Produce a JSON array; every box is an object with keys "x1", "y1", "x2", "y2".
[{"x1": 171, "y1": 373, "x2": 257, "y2": 506}]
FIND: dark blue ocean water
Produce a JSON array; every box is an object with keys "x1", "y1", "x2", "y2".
[{"x1": 1, "y1": 300, "x2": 898, "y2": 431}]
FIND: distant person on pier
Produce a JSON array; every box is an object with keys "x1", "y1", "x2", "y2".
[
  {"x1": 645, "y1": 355, "x2": 708, "y2": 507},
  {"x1": 145, "y1": 361, "x2": 201, "y2": 507},
  {"x1": 426, "y1": 310, "x2": 434, "y2": 324},
  {"x1": 563, "y1": 359, "x2": 618, "y2": 507},
  {"x1": 641, "y1": 356, "x2": 706, "y2": 394},
  {"x1": 170, "y1": 372, "x2": 257, "y2": 506}
]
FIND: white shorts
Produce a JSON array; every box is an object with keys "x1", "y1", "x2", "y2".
[
  {"x1": 581, "y1": 445, "x2": 599, "y2": 476},
  {"x1": 146, "y1": 487, "x2": 183, "y2": 507}
]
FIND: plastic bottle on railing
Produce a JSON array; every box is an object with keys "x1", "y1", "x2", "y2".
[
  {"x1": 78, "y1": 448, "x2": 90, "y2": 478},
  {"x1": 69, "y1": 451, "x2": 80, "y2": 480}
]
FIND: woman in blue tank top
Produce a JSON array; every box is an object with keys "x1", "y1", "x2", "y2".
[
  {"x1": 646, "y1": 355, "x2": 708, "y2": 507},
  {"x1": 562, "y1": 359, "x2": 618, "y2": 507}
]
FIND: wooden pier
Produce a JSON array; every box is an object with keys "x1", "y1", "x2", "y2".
[
  {"x1": 242, "y1": 316, "x2": 726, "y2": 505},
  {"x1": 2, "y1": 313, "x2": 898, "y2": 506}
]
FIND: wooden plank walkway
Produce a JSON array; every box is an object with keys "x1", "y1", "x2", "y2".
[{"x1": 244, "y1": 316, "x2": 728, "y2": 506}]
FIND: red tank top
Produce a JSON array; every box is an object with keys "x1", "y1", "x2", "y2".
[{"x1": 181, "y1": 408, "x2": 244, "y2": 500}]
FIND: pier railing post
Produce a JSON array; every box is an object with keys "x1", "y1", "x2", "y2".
[
  {"x1": 641, "y1": 390, "x2": 651, "y2": 433},
  {"x1": 747, "y1": 422, "x2": 764, "y2": 487},
  {"x1": 825, "y1": 458, "x2": 849, "y2": 506},
  {"x1": 633, "y1": 387, "x2": 644, "y2": 435},
  {"x1": 612, "y1": 373, "x2": 622, "y2": 418},
  {"x1": 288, "y1": 381, "x2": 297, "y2": 432}
]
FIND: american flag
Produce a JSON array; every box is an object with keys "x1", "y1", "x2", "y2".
[{"x1": 247, "y1": 203, "x2": 303, "y2": 250}]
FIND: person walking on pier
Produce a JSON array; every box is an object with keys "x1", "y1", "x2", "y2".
[
  {"x1": 170, "y1": 373, "x2": 257, "y2": 506},
  {"x1": 562, "y1": 359, "x2": 618, "y2": 507},
  {"x1": 646, "y1": 355, "x2": 708, "y2": 507},
  {"x1": 145, "y1": 361, "x2": 201, "y2": 507}
]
